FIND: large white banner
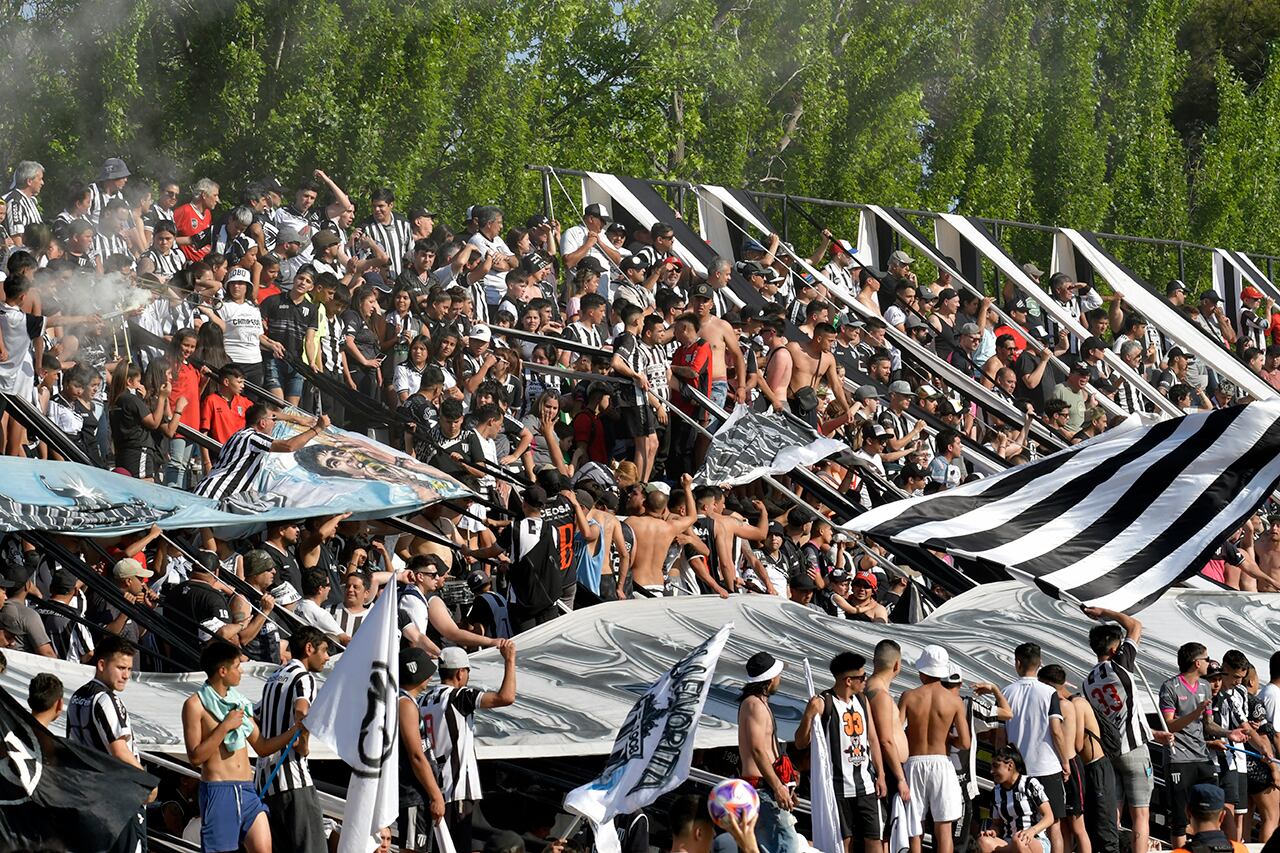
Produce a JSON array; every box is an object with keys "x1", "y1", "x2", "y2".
[
  {"x1": 803, "y1": 659, "x2": 842, "y2": 853},
  {"x1": 564, "y1": 624, "x2": 733, "y2": 853},
  {"x1": 305, "y1": 583, "x2": 400, "y2": 853}
]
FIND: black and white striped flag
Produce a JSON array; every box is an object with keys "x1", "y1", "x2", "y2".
[{"x1": 844, "y1": 402, "x2": 1280, "y2": 612}]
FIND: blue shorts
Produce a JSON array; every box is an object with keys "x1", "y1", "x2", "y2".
[
  {"x1": 199, "y1": 780, "x2": 269, "y2": 852},
  {"x1": 709, "y1": 379, "x2": 731, "y2": 429},
  {"x1": 264, "y1": 355, "x2": 305, "y2": 398}
]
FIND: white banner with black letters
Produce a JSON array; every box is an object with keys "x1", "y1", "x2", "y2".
[
  {"x1": 304, "y1": 582, "x2": 400, "y2": 853},
  {"x1": 564, "y1": 624, "x2": 733, "y2": 853}
]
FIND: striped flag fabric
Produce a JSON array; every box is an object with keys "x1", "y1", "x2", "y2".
[{"x1": 843, "y1": 402, "x2": 1280, "y2": 612}]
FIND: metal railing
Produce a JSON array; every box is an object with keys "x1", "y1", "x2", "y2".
[{"x1": 525, "y1": 164, "x2": 1280, "y2": 287}]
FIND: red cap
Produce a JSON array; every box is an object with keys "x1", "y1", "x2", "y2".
[
  {"x1": 853, "y1": 571, "x2": 878, "y2": 590},
  {"x1": 1242, "y1": 285, "x2": 1266, "y2": 301}
]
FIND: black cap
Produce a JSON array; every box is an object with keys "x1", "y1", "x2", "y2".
[
  {"x1": 466, "y1": 570, "x2": 491, "y2": 594},
  {"x1": 1082, "y1": 336, "x2": 1106, "y2": 352},
  {"x1": 690, "y1": 282, "x2": 714, "y2": 300},
  {"x1": 3, "y1": 561, "x2": 32, "y2": 587},
  {"x1": 577, "y1": 256, "x2": 605, "y2": 275},
  {"x1": 259, "y1": 176, "x2": 285, "y2": 193},
  {"x1": 49, "y1": 570, "x2": 79, "y2": 595},
  {"x1": 583, "y1": 203, "x2": 611, "y2": 222},
  {"x1": 1200, "y1": 291, "x2": 1221, "y2": 303},
  {"x1": 791, "y1": 572, "x2": 819, "y2": 591},
  {"x1": 523, "y1": 485, "x2": 548, "y2": 509},
  {"x1": 1188, "y1": 783, "x2": 1226, "y2": 813},
  {"x1": 525, "y1": 213, "x2": 550, "y2": 228},
  {"x1": 620, "y1": 255, "x2": 648, "y2": 273},
  {"x1": 400, "y1": 647, "x2": 437, "y2": 687},
  {"x1": 1069, "y1": 361, "x2": 1090, "y2": 376}
]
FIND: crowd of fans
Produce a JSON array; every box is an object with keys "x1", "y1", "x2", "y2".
[{"x1": 0, "y1": 157, "x2": 1278, "y2": 852}]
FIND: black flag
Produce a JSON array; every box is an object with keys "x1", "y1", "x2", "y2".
[{"x1": 0, "y1": 685, "x2": 157, "y2": 852}]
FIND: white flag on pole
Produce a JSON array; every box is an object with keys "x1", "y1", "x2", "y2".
[
  {"x1": 564, "y1": 624, "x2": 733, "y2": 853},
  {"x1": 803, "y1": 659, "x2": 842, "y2": 853},
  {"x1": 304, "y1": 582, "x2": 400, "y2": 853}
]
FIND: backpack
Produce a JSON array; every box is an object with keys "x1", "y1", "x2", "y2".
[{"x1": 508, "y1": 517, "x2": 560, "y2": 612}]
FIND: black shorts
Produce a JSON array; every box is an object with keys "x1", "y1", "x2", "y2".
[
  {"x1": 1165, "y1": 761, "x2": 1218, "y2": 836},
  {"x1": 619, "y1": 405, "x2": 657, "y2": 438},
  {"x1": 1221, "y1": 768, "x2": 1247, "y2": 809},
  {"x1": 399, "y1": 800, "x2": 433, "y2": 852},
  {"x1": 1064, "y1": 756, "x2": 1085, "y2": 816},
  {"x1": 837, "y1": 793, "x2": 885, "y2": 841},
  {"x1": 1034, "y1": 772, "x2": 1067, "y2": 820},
  {"x1": 118, "y1": 446, "x2": 163, "y2": 479},
  {"x1": 265, "y1": 787, "x2": 327, "y2": 853}
]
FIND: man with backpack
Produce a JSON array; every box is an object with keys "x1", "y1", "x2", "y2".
[{"x1": 504, "y1": 485, "x2": 589, "y2": 631}]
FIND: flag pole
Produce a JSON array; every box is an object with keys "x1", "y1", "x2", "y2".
[{"x1": 257, "y1": 727, "x2": 303, "y2": 797}]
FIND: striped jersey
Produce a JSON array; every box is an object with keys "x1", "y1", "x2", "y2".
[
  {"x1": 140, "y1": 247, "x2": 185, "y2": 279},
  {"x1": 194, "y1": 427, "x2": 274, "y2": 499},
  {"x1": 328, "y1": 603, "x2": 367, "y2": 636},
  {"x1": 564, "y1": 321, "x2": 604, "y2": 349},
  {"x1": 67, "y1": 678, "x2": 138, "y2": 762},
  {"x1": 92, "y1": 229, "x2": 132, "y2": 264},
  {"x1": 420, "y1": 684, "x2": 484, "y2": 802},
  {"x1": 3, "y1": 189, "x2": 41, "y2": 237},
  {"x1": 87, "y1": 184, "x2": 126, "y2": 224},
  {"x1": 1082, "y1": 639, "x2": 1148, "y2": 755},
  {"x1": 821, "y1": 691, "x2": 877, "y2": 798},
  {"x1": 1212, "y1": 684, "x2": 1248, "y2": 773},
  {"x1": 362, "y1": 214, "x2": 412, "y2": 277},
  {"x1": 254, "y1": 659, "x2": 317, "y2": 794},
  {"x1": 993, "y1": 775, "x2": 1048, "y2": 833}
]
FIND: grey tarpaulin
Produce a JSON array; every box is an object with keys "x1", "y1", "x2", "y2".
[{"x1": 5, "y1": 583, "x2": 1274, "y2": 761}]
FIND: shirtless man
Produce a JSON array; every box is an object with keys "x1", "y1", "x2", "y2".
[
  {"x1": 620, "y1": 474, "x2": 699, "y2": 597},
  {"x1": 844, "y1": 571, "x2": 889, "y2": 622},
  {"x1": 1039, "y1": 665, "x2": 1092, "y2": 853},
  {"x1": 181, "y1": 640, "x2": 303, "y2": 853},
  {"x1": 897, "y1": 645, "x2": 970, "y2": 853},
  {"x1": 692, "y1": 488, "x2": 769, "y2": 596},
  {"x1": 866, "y1": 640, "x2": 912, "y2": 814},
  {"x1": 779, "y1": 321, "x2": 850, "y2": 424},
  {"x1": 1248, "y1": 516, "x2": 1280, "y2": 592},
  {"x1": 739, "y1": 651, "x2": 801, "y2": 853},
  {"x1": 689, "y1": 282, "x2": 747, "y2": 405}
]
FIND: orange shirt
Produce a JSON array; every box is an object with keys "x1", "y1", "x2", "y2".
[
  {"x1": 175, "y1": 202, "x2": 211, "y2": 262},
  {"x1": 201, "y1": 392, "x2": 250, "y2": 443},
  {"x1": 172, "y1": 362, "x2": 201, "y2": 430}
]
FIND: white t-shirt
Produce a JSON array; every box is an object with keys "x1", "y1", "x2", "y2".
[
  {"x1": 219, "y1": 300, "x2": 265, "y2": 364},
  {"x1": 295, "y1": 598, "x2": 344, "y2": 636},
  {"x1": 1260, "y1": 683, "x2": 1280, "y2": 731},
  {"x1": 467, "y1": 232, "x2": 514, "y2": 306},
  {"x1": 0, "y1": 303, "x2": 42, "y2": 397},
  {"x1": 560, "y1": 224, "x2": 613, "y2": 299},
  {"x1": 1003, "y1": 676, "x2": 1065, "y2": 777}
]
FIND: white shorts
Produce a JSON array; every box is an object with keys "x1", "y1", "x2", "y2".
[{"x1": 891, "y1": 755, "x2": 964, "y2": 850}]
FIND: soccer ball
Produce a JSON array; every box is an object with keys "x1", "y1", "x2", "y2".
[{"x1": 707, "y1": 778, "x2": 760, "y2": 829}]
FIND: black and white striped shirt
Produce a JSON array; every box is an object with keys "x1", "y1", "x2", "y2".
[
  {"x1": 254, "y1": 659, "x2": 316, "y2": 794},
  {"x1": 564, "y1": 321, "x2": 604, "y2": 350},
  {"x1": 993, "y1": 775, "x2": 1048, "y2": 833},
  {"x1": 421, "y1": 684, "x2": 484, "y2": 802},
  {"x1": 327, "y1": 604, "x2": 367, "y2": 636},
  {"x1": 823, "y1": 691, "x2": 877, "y2": 798},
  {"x1": 140, "y1": 247, "x2": 185, "y2": 279},
  {"x1": 459, "y1": 272, "x2": 489, "y2": 325},
  {"x1": 67, "y1": 678, "x2": 137, "y2": 761},
  {"x1": 194, "y1": 427, "x2": 274, "y2": 499},
  {"x1": 363, "y1": 214, "x2": 412, "y2": 277},
  {"x1": 1082, "y1": 638, "x2": 1148, "y2": 755},
  {"x1": 87, "y1": 184, "x2": 127, "y2": 224},
  {"x1": 92, "y1": 229, "x2": 132, "y2": 264},
  {"x1": 254, "y1": 211, "x2": 279, "y2": 254},
  {"x1": 4, "y1": 189, "x2": 41, "y2": 237}
]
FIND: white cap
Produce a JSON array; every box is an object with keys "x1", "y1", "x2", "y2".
[
  {"x1": 225, "y1": 267, "x2": 252, "y2": 284},
  {"x1": 915, "y1": 644, "x2": 952, "y2": 679},
  {"x1": 469, "y1": 324, "x2": 492, "y2": 343},
  {"x1": 944, "y1": 667, "x2": 963, "y2": 686},
  {"x1": 440, "y1": 646, "x2": 471, "y2": 670}
]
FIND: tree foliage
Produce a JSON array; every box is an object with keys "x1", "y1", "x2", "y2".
[{"x1": 0, "y1": 0, "x2": 1278, "y2": 276}]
